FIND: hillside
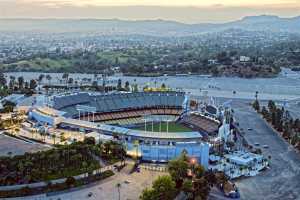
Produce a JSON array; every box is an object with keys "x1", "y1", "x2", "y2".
[{"x1": 0, "y1": 15, "x2": 299, "y2": 36}]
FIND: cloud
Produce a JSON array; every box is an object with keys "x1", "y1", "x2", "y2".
[{"x1": 17, "y1": 0, "x2": 300, "y2": 7}]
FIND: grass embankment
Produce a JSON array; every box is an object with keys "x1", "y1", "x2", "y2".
[
  {"x1": 0, "y1": 170, "x2": 115, "y2": 198},
  {"x1": 1, "y1": 58, "x2": 72, "y2": 72},
  {"x1": 0, "y1": 141, "x2": 100, "y2": 186}
]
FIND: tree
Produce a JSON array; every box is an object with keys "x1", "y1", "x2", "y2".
[
  {"x1": 261, "y1": 106, "x2": 269, "y2": 120},
  {"x1": 38, "y1": 74, "x2": 44, "y2": 84},
  {"x1": 84, "y1": 137, "x2": 96, "y2": 145},
  {"x1": 294, "y1": 119, "x2": 300, "y2": 132},
  {"x1": 268, "y1": 100, "x2": 276, "y2": 112},
  {"x1": 133, "y1": 84, "x2": 139, "y2": 92},
  {"x1": 182, "y1": 179, "x2": 193, "y2": 196},
  {"x1": 46, "y1": 75, "x2": 52, "y2": 85},
  {"x1": 168, "y1": 155, "x2": 188, "y2": 187},
  {"x1": 51, "y1": 134, "x2": 56, "y2": 145},
  {"x1": 204, "y1": 170, "x2": 217, "y2": 186},
  {"x1": 2, "y1": 101, "x2": 16, "y2": 113},
  {"x1": 124, "y1": 81, "x2": 130, "y2": 91},
  {"x1": 62, "y1": 73, "x2": 69, "y2": 84},
  {"x1": 29, "y1": 79, "x2": 37, "y2": 90},
  {"x1": 194, "y1": 165, "x2": 205, "y2": 179},
  {"x1": 274, "y1": 108, "x2": 283, "y2": 131},
  {"x1": 283, "y1": 121, "x2": 292, "y2": 139},
  {"x1": 65, "y1": 176, "x2": 76, "y2": 187},
  {"x1": 255, "y1": 91, "x2": 259, "y2": 100},
  {"x1": 140, "y1": 188, "x2": 156, "y2": 200},
  {"x1": 117, "y1": 79, "x2": 122, "y2": 91},
  {"x1": 8, "y1": 76, "x2": 15, "y2": 90},
  {"x1": 18, "y1": 76, "x2": 24, "y2": 89},
  {"x1": 193, "y1": 177, "x2": 210, "y2": 200},
  {"x1": 24, "y1": 81, "x2": 29, "y2": 89},
  {"x1": 68, "y1": 78, "x2": 74, "y2": 85},
  {"x1": 140, "y1": 175, "x2": 177, "y2": 200},
  {"x1": 0, "y1": 72, "x2": 6, "y2": 86},
  {"x1": 252, "y1": 100, "x2": 260, "y2": 112},
  {"x1": 60, "y1": 132, "x2": 66, "y2": 143}
]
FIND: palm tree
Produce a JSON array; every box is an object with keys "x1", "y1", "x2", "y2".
[
  {"x1": 116, "y1": 183, "x2": 121, "y2": 200},
  {"x1": 255, "y1": 91, "x2": 259, "y2": 100},
  {"x1": 17, "y1": 76, "x2": 24, "y2": 90},
  {"x1": 46, "y1": 74, "x2": 52, "y2": 85},
  {"x1": 60, "y1": 132, "x2": 66, "y2": 143},
  {"x1": 239, "y1": 166, "x2": 243, "y2": 175},
  {"x1": 31, "y1": 129, "x2": 35, "y2": 139},
  {"x1": 268, "y1": 155, "x2": 272, "y2": 166},
  {"x1": 9, "y1": 76, "x2": 16, "y2": 90},
  {"x1": 38, "y1": 74, "x2": 45, "y2": 84},
  {"x1": 51, "y1": 134, "x2": 56, "y2": 145},
  {"x1": 233, "y1": 90, "x2": 236, "y2": 96},
  {"x1": 62, "y1": 73, "x2": 69, "y2": 85},
  {"x1": 94, "y1": 74, "x2": 98, "y2": 81}
]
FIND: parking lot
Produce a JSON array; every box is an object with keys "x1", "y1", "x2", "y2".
[
  {"x1": 0, "y1": 133, "x2": 51, "y2": 156},
  {"x1": 230, "y1": 99, "x2": 300, "y2": 200}
]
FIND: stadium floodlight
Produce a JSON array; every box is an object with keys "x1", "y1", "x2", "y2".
[{"x1": 76, "y1": 105, "x2": 97, "y2": 122}]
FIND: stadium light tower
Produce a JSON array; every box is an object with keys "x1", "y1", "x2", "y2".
[
  {"x1": 144, "y1": 117, "x2": 147, "y2": 132},
  {"x1": 76, "y1": 105, "x2": 96, "y2": 122},
  {"x1": 152, "y1": 120, "x2": 154, "y2": 132},
  {"x1": 159, "y1": 120, "x2": 162, "y2": 132},
  {"x1": 167, "y1": 120, "x2": 169, "y2": 133}
]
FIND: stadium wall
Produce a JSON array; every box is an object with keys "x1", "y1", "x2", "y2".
[{"x1": 126, "y1": 142, "x2": 209, "y2": 168}]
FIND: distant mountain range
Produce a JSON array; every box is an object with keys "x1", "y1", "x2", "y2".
[{"x1": 0, "y1": 15, "x2": 299, "y2": 36}]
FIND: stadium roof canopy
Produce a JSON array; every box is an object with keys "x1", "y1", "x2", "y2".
[
  {"x1": 60, "y1": 117, "x2": 202, "y2": 140},
  {"x1": 126, "y1": 130, "x2": 202, "y2": 140}
]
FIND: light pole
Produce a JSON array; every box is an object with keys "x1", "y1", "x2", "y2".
[
  {"x1": 190, "y1": 158, "x2": 196, "y2": 174},
  {"x1": 116, "y1": 183, "x2": 121, "y2": 200}
]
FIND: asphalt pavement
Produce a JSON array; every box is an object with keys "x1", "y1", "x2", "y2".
[{"x1": 230, "y1": 99, "x2": 300, "y2": 200}]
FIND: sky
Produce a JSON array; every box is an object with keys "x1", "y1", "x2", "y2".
[{"x1": 0, "y1": 0, "x2": 299, "y2": 23}]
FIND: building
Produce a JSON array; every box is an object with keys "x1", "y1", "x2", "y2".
[
  {"x1": 224, "y1": 151, "x2": 263, "y2": 166},
  {"x1": 239, "y1": 56, "x2": 251, "y2": 63}
]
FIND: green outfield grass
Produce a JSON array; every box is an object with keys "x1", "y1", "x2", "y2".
[{"x1": 134, "y1": 122, "x2": 192, "y2": 132}]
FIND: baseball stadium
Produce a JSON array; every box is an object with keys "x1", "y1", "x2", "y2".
[{"x1": 29, "y1": 91, "x2": 224, "y2": 168}]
